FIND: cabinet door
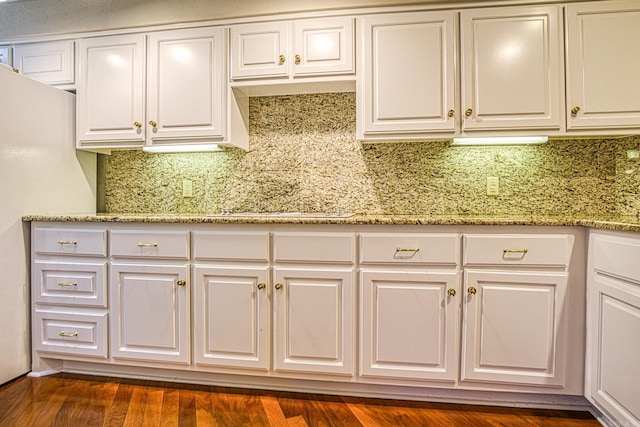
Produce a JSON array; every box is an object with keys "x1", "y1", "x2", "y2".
[
  {"x1": 588, "y1": 273, "x2": 640, "y2": 426},
  {"x1": 566, "y1": 1, "x2": 640, "y2": 130},
  {"x1": 273, "y1": 267, "x2": 354, "y2": 377},
  {"x1": 193, "y1": 265, "x2": 269, "y2": 371},
  {"x1": 360, "y1": 270, "x2": 459, "y2": 382},
  {"x1": 77, "y1": 34, "x2": 146, "y2": 147},
  {"x1": 359, "y1": 11, "x2": 456, "y2": 138},
  {"x1": 462, "y1": 270, "x2": 567, "y2": 387},
  {"x1": 292, "y1": 17, "x2": 354, "y2": 76},
  {"x1": 110, "y1": 262, "x2": 189, "y2": 364},
  {"x1": 0, "y1": 46, "x2": 11, "y2": 66},
  {"x1": 147, "y1": 27, "x2": 225, "y2": 143},
  {"x1": 13, "y1": 40, "x2": 74, "y2": 86},
  {"x1": 230, "y1": 22, "x2": 289, "y2": 80},
  {"x1": 460, "y1": 6, "x2": 563, "y2": 132}
]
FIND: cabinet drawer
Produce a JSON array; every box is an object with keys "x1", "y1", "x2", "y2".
[
  {"x1": 110, "y1": 230, "x2": 189, "y2": 259},
  {"x1": 193, "y1": 231, "x2": 269, "y2": 262},
  {"x1": 592, "y1": 234, "x2": 640, "y2": 283},
  {"x1": 360, "y1": 233, "x2": 459, "y2": 266},
  {"x1": 33, "y1": 310, "x2": 108, "y2": 358},
  {"x1": 33, "y1": 227, "x2": 107, "y2": 257},
  {"x1": 273, "y1": 233, "x2": 355, "y2": 264},
  {"x1": 463, "y1": 234, "x2": 574, "y2": 267},
  {"x1": 33, "y1": 261, "x2": 107, "y2": 308}
]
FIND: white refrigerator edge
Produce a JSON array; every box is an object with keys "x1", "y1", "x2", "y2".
[{"x1": 0, "y1": 68, "x2": 96, "y2": 384}]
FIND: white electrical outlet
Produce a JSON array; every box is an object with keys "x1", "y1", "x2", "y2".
[
  {"x1": 487, "y1": 176, "x2": 499, "y2": 196},
  {"x1": 182, "y1": 180, "x2": 193, "y2": 197}
]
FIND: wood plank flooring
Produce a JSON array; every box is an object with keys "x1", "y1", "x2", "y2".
[{"x1": 0, "y1": 373, "x2": 601, "y2": 426}]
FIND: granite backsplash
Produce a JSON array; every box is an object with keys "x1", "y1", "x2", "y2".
[{"x1": 99, "y1": 92, "x2": 640, "y2": 217}]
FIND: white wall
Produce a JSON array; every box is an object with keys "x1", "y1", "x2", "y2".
[{"x1": 0, "y1": 0, "x2": 475, "y2": 39}]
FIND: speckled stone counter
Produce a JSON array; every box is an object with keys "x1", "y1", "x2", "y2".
[{"x1": 21, "y1": 213, "x2": 640, "y2": 233}]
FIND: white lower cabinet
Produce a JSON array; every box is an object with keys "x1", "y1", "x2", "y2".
[
  {"x1": 462, "y1": 270, "x2": 568, "y2": 386},
  {"x1": 587, "y1": 231, "x2": 640, "y2": 426},
  {"x1": 110, "y1": 262, "x2": 190, "y2": 364},
  {"x1": 273, "y1": 267, "x2": 354, "y2": 376},
  {"x1": 273, "y1": 232, "x2": 356, "y2": 378},
  {"x1": 31, "y1": 225, "x2": 109, "y2": 364},
  {"x1": 192, "y1": 231, "x2": 270, "y2": 371},
  {"x1": 461, "y1": 234, "x2": 575, "y2": 388},
  {"x1": 109, "y1": 229, "x2": 190, "y2": 364},
  {"x1": 30, "y1": 222, "x2": 587, "y2": 405},
  {"x1": 360, "y1": 270, "x2": 459, "y2": 382},
  {"x1": 358, "y1": 233, "x2": 461, "y2": 383}
]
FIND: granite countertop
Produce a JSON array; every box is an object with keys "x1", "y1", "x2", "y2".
[{"x1": 21, "y1": 213, "x2": 640, "y2": 232}]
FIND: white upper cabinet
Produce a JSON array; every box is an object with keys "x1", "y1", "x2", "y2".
[
  {"x1": 77, "y1": 27, "x2": 227, "y2": 150},
  {"x1": 460, "y1": 5, "x2": 564, "y2": 133},
  {"x1": 358, "y1": 11, "x2": 456, "y2": 139},
  {"x1": 230, "y1": 21, "x2": 289, "y2": 80},
  {"x1": 566, "y1": 0, "x2": 640, "y2": 132},
  {"x1": 77, "y1": 34, "x2": 146, "y2": 147},
  {"x1": 230, "y1": 17, "x2": 354, "y2": 81},
  {"x1": 13, "y1": 40, "x2": 75, "y2": 87},
  {"x1": 292, "y1": 18, "x2": 354, "y2": 76},
  {"x1": 147, "y1": 27, "x2": 225, "y2": 143}
]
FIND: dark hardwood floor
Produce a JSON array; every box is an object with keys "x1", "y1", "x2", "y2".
[{"x1": 0, "y1": 373, "x2": 600, "y2": 426}]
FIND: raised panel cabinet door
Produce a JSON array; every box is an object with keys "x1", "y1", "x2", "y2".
[
  {"x1": 13, "y1": 40, "x2": 74, "y2": 86},
  {"x1": 462, "y1": 270, "x2": 568, "y2": 387},
  {"x1": 566, "y1": 1, "x2": 640, "y2": 130},
  {"x1": 359, "y1": 11, "x2": 456, "y2": 137},
  {"x1": 77, "y1": 34, "x2": 146, "y2": 147},
  {"x1": 110, "y1": 262, "x2": 190, "y2": 364},
  {"x1": 588, "y1": 273, "x2": 640, "y2": 426},
  {"x1": 230, "y1": 22, "x2": 289, "y2": 80},
  {"x1": 360, "y1": 270, "x2": 460, "y2": 382},
  {"x1": 292, "y1": 17, "x2": 354, "y2": 76},
  {"x1": 460, "y1": 5, "x2": 563, "y2": 132},
  {"x1": 193, "y1": 265, "x2": 269, "y2": 371},
  {"x1": 147, "y1": 27, "x2": 225, "y2": 143},
  {"x1": 273, "y1": 267, "x2": 354, "y2": 377}
]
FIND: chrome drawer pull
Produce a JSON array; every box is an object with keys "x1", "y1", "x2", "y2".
[
  {"x1": 57, "y1": 281, "x2": 78, "y2": 287},
  {"x1": 396, "y1": 247, "x2": 420, "y2": 253},
  {"x1": 503, "y1": 249, "x2": 528, "y2": 254},
  {"x1": 57, "y1": 240, "x2": 77, "y2": 245},
  {"x1": 137, "y1": 242, "x2": 158, "y2": 247},
  {"x1": 58, "y1": 331, "x2": 78, "y2": 337}
]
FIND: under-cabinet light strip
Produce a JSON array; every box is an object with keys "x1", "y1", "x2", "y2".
[{"x1": 452, "y1": 136, "x2": 548, "y2": 146}]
